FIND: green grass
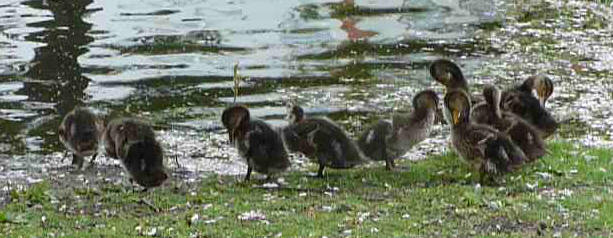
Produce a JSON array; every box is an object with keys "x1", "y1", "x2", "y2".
[{"x1": 1, "y1": 142, "x2": 612, "y2": 237}]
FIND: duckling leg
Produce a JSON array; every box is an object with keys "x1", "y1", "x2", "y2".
[
  {"x1": 244, "y1": 166, "x2": 252, "y2": 181},
  {"x1": 62, "y1": 151, "x2": 68, "y2": 162},
  {"x1": 86, "y1": 153, "x2": 98, "y2": 169},
  {"x1": 91, "y1": 153, "x2": 98, "y2": 162},
  {"x1": 71, "y1": 154, "x2": 84, "y2": 169},
  {"x1": 316, "y1": 164, "x2": 325, "y2": 178},
  {"x1": 385, "y1": 159, "x2": 394, "y2": 171}
]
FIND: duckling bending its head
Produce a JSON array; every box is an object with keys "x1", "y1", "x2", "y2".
[
  {"x1": 472, "y1": 85, "x2": 547, "y2": 161},
  {"x1": 282, "y1": 103, "x2": 368, "y2": 177},
  {"x1": 429, "y1": 59, "x2": 469, "y2": 93},
  {"x1": 103, "y1": 118, "x2": 168, "y2": 188},
  {"x1": 444, "y1": 90, "x2": 527, "y2": 184},
  {"x1": 59, "y1": 107, "x2": 104, "y2": 169},
  {"x1": 517, "y1": 75, "x2": 554, "y2": 107},
  {"x1": 222, "y1": 105, "x2": 290, "y2": 181},
  {"x1": 358, "y1": 90, "x2": 439, "y2": 170}
]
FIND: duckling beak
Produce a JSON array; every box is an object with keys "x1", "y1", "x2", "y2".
[
  {"x1": 539, "y1": 97, "x2": 547, "y2": 107},
  {"x1": 452, "y1": 109, "x2": 460, "y2": 125}
]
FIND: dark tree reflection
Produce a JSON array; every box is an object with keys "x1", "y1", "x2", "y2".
[{"x1": 14, "y1": 0, "x2": 96, "y2": 153}]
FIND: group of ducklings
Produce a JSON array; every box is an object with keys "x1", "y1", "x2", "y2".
[
  {"x1": 57, "y1": 58, "x2": 557, "y2": 189},
  {"x1": 222, "y1": 59, "x2": 558, "y2": 184},
  {"x1": 58, "y1": 109, "x2": 167, "y2": 189}
]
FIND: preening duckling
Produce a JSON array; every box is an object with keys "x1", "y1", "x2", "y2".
[
  {"x1": 517, "y1": 75, "x2": 554, "y2": 107},
  {"x1": 103, "y1": 118, "x2": 168, "y2": 188},
  {"x1": 58, "y1": 107, "x2": 104, "y2": 169},
  {"x1": 500, "y1": 78, "x2": 558, "y2": 139},
  {"x1": 472, "y1": 85, "x2": 547, "y2": 161},
  {"x1": 221, "y1": 105, "x2": 290, "y2": 181},
  {"x1": 282, "y1": 103, "x2": 368, "y2": 177},
  {"x1": 444, "y1": 89, "x2": 527, "y2": 184},
  {"x1": 358, "y1": 90, "x2": 439, "y2": 170},
  {"x1": 429, "y1": 59, "x2": 469, "y2": 93}
]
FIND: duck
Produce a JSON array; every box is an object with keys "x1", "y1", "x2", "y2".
[
  {"x1": 429, "y1": 59, "x2": 557, "y2": 138},
  {"x1": 472, "y1": 85, "x2": 547, "y2": 161},
  {"x1": 358, "y1": 90, "x2": 439, "y2": 170},
  {"x1": 443, "y1": 89, "x2": 527, "y2": 184},
  {"x1": 58, "y1": 107, "x2": 104, "y2": 169},
  {"x1": 103, "y1": 118, "x2": 168, "y2": 189},
  {"x1": 221, "y1": 105, "x2": 290, "y2": 181},
  {"x1": 281, "y1": 103, "x2": 368, "y2": 177}
]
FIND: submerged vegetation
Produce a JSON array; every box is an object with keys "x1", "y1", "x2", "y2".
[{"x1": 1, "y1": 142, "x2": 612, "y2": 237}]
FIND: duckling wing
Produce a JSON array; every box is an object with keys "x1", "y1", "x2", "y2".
[
  {"x1": 308, "y1": 118, "x2": 367, "y2": 167},
  {"x1": 471, "y1": 102, "x2": 494, "y2": 125},
  {"x1": 501, "y1": 90, "x2": 558, "y2": 138},
  {"x1": 470, "y1": 124, "x2": 527, "y2": 174},
  {"x1": 357, "y1": 120, "x2": 392, "y2": 161},
  {"x1": 247, "y1": 121, "x2": 290, "y2": 171},
  {"x1": 282, "y1": 121, "x2": 319, "y2": 155},
  {"x1": 501, "y1": 112, "x2": 547, "y2": 161}
]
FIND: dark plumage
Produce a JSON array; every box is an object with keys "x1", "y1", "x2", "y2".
[
  {"x1": 58, "y1": 107, "x2": 104, "y2": 169},
  {"x1": 221, "y1": 105, "x2": 290, "y2": 181},
  {"x1": 472, "y1": 85, "x2": 547, "y2": 161},
  {"x1": 281, "y1": 104, "x2": 368, "y2": 177},
  {"x1": 429, "y1": 59, "x2": 558, "y2": 139},
  {"x1": 444, "y1": 89, "x2": 527, "y2": 183},
  {"x1": 358, "y1": 90, "x2": 439, "y2": 170},
  {"x1": 502, "y1": 76, "x2": 558, "y2": 138},
  {"x1": 103, "y1": 118, "x2": 168, "y2": 188},
  {"x1": 429, "y1": 59, "x2": 469, "y2": 93}
]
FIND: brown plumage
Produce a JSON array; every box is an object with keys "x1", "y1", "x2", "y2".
[
  {"x1": 472, "y1": 85, "x2": 547, "y2": 161},
  {"x1": 58, "y1": 107, "x2": 104, "y2": 169},
  {"x1": 103, "y1": 118, "x2": 168, "y2": 188},
  {"x1": 358, "y1": 90, "x2": 439, "y2": 170},
  {"x1": 222, "y1": 105, "x2": 290, "y2": 181},
  {"x1": 430, "y1": 59, "x2": 558, "y2": 139},
  {"x1": 444, "y1": 89, "x2": 527, "y2": 184}
]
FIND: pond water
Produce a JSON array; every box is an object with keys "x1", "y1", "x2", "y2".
[{"x1": 0, "y1": 0, "x2": 612, "y2": 182}]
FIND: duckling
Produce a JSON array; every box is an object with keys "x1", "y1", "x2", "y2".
[
  {"x1": 281, "y1": 103, "x2": 368, "y2": 177},
  {"x1": 517, "y1": 75, "x2": 554, "y2": 107},
  {"x1": 221, "y1": 105, "x2": 290, "y2": 181},
  {"x1": 358, "y1": 90, "x2": 439, "y2": 170},
  {"x1": 472, "y1": 85, "x2": 547, "y2": 161},
  {"x1": 58, "y1": 107, "x2": 104, "y2": 169},
  {"x1": 444, "y1": 89, "x2": 527, "y2": 183},
  {"x1": 429, "y1": 59, "x2": 557, "y2": 138},
  {"x1": 103, "y1": 118, "x2": 168, "y2": 188},
  {"x1": 500, "y1": 81, "x2": 558, "y2": 139}
]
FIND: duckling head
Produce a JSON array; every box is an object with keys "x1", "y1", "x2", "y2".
[
  {"x1": 429, "y1": 59, "x2": 468, "y2": 93},
  {"x1": 413, "y1": 89, "x2": 439, "y2": 111},
  {"x1": 221, "y1": 105, "x2": 250, "y2": 143},
  {"x1": 522, "y1": 76, "x2": 554, "y2": 107},
  {"x1": 285, "y1": 103, "x2": 304, "y2": 124},
  {"x1": 443, "y1": 89, "x2": 472, "y2": 126},
  {"x1": 482, "y1": 85, "x2": 502, "y2": 118}
]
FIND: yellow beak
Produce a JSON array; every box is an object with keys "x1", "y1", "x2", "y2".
[{"x1": 452, "y1": 109, "x2": 460, "y2": 125}]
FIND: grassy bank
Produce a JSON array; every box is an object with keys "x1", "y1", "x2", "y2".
[{"x1": 1, "y1": 142, "x2": 612, "y2": 237}]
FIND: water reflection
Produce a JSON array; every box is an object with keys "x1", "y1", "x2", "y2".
[{"x1": 4, "y1": 0, "x2": 95, "y2": 153}]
